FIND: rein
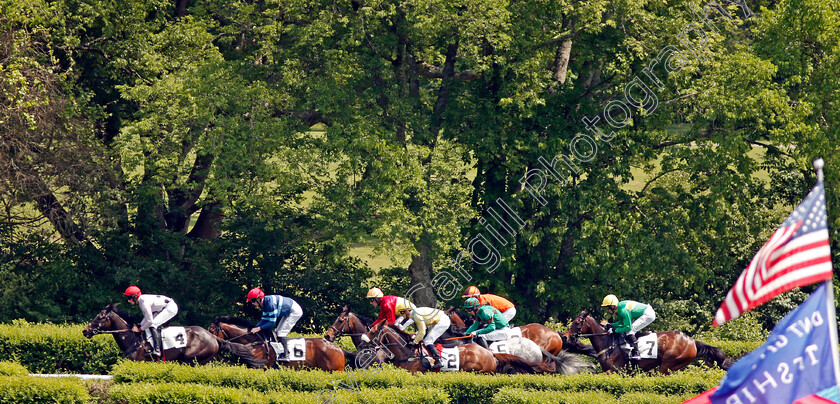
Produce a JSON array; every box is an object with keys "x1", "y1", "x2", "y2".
[
  {"x1": 95, "y1": 329, "x2": 132, "y2": 334},
  {"x1": 575, "y1": 332, "x2": 610, "y2": 337}
]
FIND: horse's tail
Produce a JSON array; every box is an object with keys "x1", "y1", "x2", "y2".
[
  {"x1": 493, "y1": 353, "x2": 554, "y2": 374},
  {"x1": 217, "y1": 338, "x2": 268, "y2": 368},
  {"x1": 342, "y1": 349, "x2": 359, "y2": 369},
  {"x1": 540, "y1": 348, "x2": 596, "y2": 375},
  {"x1": 695, "y1": 340, "x2": 731, "y2": 370},
  {"x1": 558, "y1": 331, "x2": 598, "y2": 358}
]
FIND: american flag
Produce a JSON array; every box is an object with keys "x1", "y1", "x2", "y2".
[{"x1": 713, "y1": 180, "x2": 834, "y2": 326}]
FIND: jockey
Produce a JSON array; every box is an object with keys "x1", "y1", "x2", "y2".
[
  {"x1": 462, "y1": 286, "x2": 516, "y2": 323},
  {"x1": 246, "y1": 288, "x2": 303, "y2": 361},
  {"x1": 366, "y1": 287, "x2": 415, "y2": 327},
  {"x1": 601, "y1": 294, "x2": 656, "y2": 360},
  {"x1": 463, "y1": 297, "x2": 510, "y2": 349},
  {"x1": 404, "y1": 306, "x2": 450, "y2": 369},
  {"x1": 123, "y1": 286, "x2": 178, "y2": 359}
]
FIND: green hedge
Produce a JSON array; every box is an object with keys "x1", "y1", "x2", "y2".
[
  {"x1": 0, "y1": 321, "x2": 121, "y2": 374},
  {"x1": 0, "y1": 361, "x2": 28, "y2": 376},
  {"x1": 0, "y1": 375, "x2": 90, "y2": 404},
  {"x1": 491, "y1": 388, "x2": 618, "y2": 404},
  {"x1": 111, "y1": 361, "x2": 725, "y2": 403},
  {"x1": 0, "y1": 321, "x2": 356, "y2": 374},
  {"x1": 491, "y1": 388, "x2": 696, "y2": 404},
  {"x1": 700, "y1": 338, "x2": 762, "y2": 360},
  {"x1": 109, "y1": 382, "x2": 449, "y2": 404}
]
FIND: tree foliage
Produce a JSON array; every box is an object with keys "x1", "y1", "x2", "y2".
[{"x1": 0, "y1": 0, "x2": 838, "y2": 332}]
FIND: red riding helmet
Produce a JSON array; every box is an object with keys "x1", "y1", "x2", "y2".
[
  {"x1": 246, "y1": 288, "x2": 265, "y2": 302},
  {"x1": 123, "y1": 286, "x2": 141, "y2": 297}
]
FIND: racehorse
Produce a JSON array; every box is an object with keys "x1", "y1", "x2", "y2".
[
  {"x1": 83, "y1": 304, "x2": 265, "y2": 367},
  {"x1": 362, "y1": 324, "x2": 553, "y2": 374},
  {"x1": 324, "y1": 305, "x2": 372, "y2": 350},
  {"x1": 209, "y1": 317, "x2": 346, "y2": 371},
  {"x1": 568, "y1": 309, "x2": 731, "y2": 374},
  {"x1": 445, "y1": 307, "x2": 597, "y2": 358},
  {"x1": 434, "y1": 320, "x2": 595, "y2": 375}
]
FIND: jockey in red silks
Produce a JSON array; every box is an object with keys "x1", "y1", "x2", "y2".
[{"x1": 363, "y1": 287, "x2": 415, "y2": 342}]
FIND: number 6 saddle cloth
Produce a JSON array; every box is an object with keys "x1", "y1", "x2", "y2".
[{"x1": 270, "y1": 338, "x2": 307, "y2": 362}]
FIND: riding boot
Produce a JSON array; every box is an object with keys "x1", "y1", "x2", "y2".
[
  {"x1": 149, "y1": 327, "x2": 163, "y2": 359},
  {"x1": 278, "y1": 336, "x2": 290, "y2": 361},
  {"x1": 625, "y1": 334, "x2": 640, "y2": 360},
  {"x1": 474, "y1": 336, "x2": 489, "y2": 349},
  {"x1": 425, "y1": 344, "x2": 443, "y2": 369}
]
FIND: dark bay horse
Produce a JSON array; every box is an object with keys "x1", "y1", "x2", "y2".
[
  {"x1": 362, "y1": 324, "x2": 553, "y2": 374},
  {"x1": 209, "y1": 317, "x2": 346, "y2": 371},
  {"x1": 568, "y1": 310, "x2": 731, "y2": 374},
  {"x1": 444, "y1": 307, "x2": 596, "y2": 358},
  {"x1": 83, "y1": 304, "x2": 265, "y2": 367}
]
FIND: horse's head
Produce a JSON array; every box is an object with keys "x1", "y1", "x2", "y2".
[
  {"x1": 83, "y1": 303, "x2": 127, "y2": 338},
  {"x1": 208, "y1": 318, "x2": 223, "y2": 339},
  {"x1": 209, "y1": 317, "x2": 253, "y2": 341},
  {"x1": 325, "y1": 305, "x2": 353, "y2": 342},
  {"x1": 362, "y1": 325, "x2": 412, "y2": 360},
  {"x1": 568, "y1": 309, "x2": 592, "y2": 340}
]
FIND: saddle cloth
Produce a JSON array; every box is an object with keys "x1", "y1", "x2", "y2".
[
  {"x1": 270, "y1": 338, "x2": 306, "y2": 362},
  {"x1": 144, "y1": 327, "x2": 188, "y2": 350}
]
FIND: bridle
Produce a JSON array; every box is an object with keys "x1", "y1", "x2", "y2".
[
  {"x1": 87, "y1": 310, "x2": 132, "y2": 335},
  {"x1": 209, "y1": 322, "x2": 228, "y2": 340},
  {"x1": 329, "y1": 312, "x2": 367, "y2": 339},
  {"x1": 569, "y1": 312, "x2": 610, "y2": 338}
]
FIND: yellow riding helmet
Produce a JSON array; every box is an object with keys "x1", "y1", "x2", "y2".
[
  {"x1": 366, "y1": 287, "x2": 384, "y2": 299},
  {"x1": 601, "y1": 294, "x2": 619, "y2": 307},
  {"x1": 462, "y1": 285, "x2": 481, "y2": 298}
]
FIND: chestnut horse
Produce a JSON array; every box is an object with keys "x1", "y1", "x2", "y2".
[
  {"x1": 209, "y1": 317, "x2": 346, "y2": 371},
  {"x1": 444, "y1": 307, "x2": 596, "y2": 358},
  {"x1": 324, "y1": 305, "x2": 372, "y2": 350},
  {"x1": 568, "y1": 310, "x2": 731, "y2": 374},
  {"x1": 362, "y1": 324, "x2": 553, "y2": 374},
  {"x1": 83, "y1": 304, "x2": 265, "y2": 367}
]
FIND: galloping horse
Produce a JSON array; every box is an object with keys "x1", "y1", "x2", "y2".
[
  {"x1": 362, "y1": 324, "x2": 552, "y2": 374},
  {"x1": 83, "y1": 304, "x2": 265, "y2": 367},
  {"x1": 207, "y1": 317, "x2": 276, "y2": 369},
  {"x1": 444, "y1": 307, "x2": 596, "y2": 358},
  {"x1": 568, "y1": 310, "x2": 731, "y2": 374},
  {"x1": 209, "y1": 317, "x2": 346, "y2": 371}
]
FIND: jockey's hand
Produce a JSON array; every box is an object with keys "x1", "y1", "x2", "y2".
[
  {"x1": 360, "y1": 334, "x2": 371, "y2": 343},
  {"x1": 249, "y1": 327, "x2": 261, "y2": 334},
  {"x1": 132, "y1": 325, "x2": 141, "y2": 333},
  {"x1": 469, "y1": 331, "x2": 477, "y2": 337}
]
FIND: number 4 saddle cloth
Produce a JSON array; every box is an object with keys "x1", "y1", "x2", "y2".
[{"x1": 144, "y1": 327, "x2": 189, "y2": 350}]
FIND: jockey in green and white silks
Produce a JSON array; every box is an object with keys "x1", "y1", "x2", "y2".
[
  {"x1": 463, "y1": 297, "x2": 510, "y2": 349},
  {"x1": 601, "y1": 294, "x2": 656, "y2": 360}
]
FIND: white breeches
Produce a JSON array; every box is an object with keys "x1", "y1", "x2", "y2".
[
  {"x1": 422, "y1": 316, "x2": 451, "y2": 345},
  {"x1": 274, "y1": 302, "x2": 303, "y2": 338},
  {"x1": 629, "y1": 306, "x2": 656, "y2": 335}
]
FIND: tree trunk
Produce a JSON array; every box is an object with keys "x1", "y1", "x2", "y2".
[
  {"x1": 20, "y1": 174, "x2": 86, "y2": 243},
  {"x1": 407, "y1": 237, "x2": 437, "y2": 307},
  {"x1": 187, "y1": 202, "x2": 223, "y2": 239}
]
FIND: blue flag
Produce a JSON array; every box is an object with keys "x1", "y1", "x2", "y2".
[{"x1": 711, "y1": 283, "x2": 840, "y2": 404}]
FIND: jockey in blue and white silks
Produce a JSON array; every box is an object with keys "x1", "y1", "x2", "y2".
[{"x1": 246, "y1": 288, "x2": 303, "y2": 360}]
